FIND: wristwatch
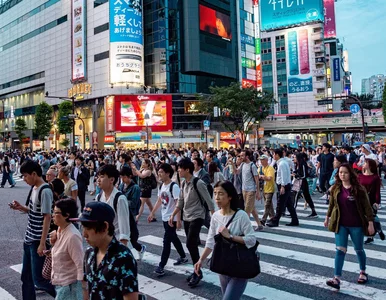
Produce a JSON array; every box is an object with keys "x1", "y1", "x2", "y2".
[{"x1": 229, "y1": 235, "x2": 234, "y2": 241}]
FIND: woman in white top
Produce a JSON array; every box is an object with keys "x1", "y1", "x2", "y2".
[
  {"x1": 194, "y1": 180, "x2": 257, "y2": 300},
  {"x1": 208, "y1": 162, "x2": 225, "y2": 187}
]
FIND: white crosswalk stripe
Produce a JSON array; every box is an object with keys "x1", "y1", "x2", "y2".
[
  {"x1": 0, "y1": 173, "x2": 24, "y2": 185},
  {"x1": 5, "y1": 197, "x2": 386, "y2": 300}
]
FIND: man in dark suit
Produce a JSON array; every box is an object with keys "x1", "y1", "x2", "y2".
[
  {"x1": 343, "y1": 146, "x2": 357, "y2": 166},
  {"x1": 71, "y1": 155, "x2": 90, "y2": 211}
]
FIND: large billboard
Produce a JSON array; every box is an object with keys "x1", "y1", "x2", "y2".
[
  {"x1": 71, "y1": 0, "x2": 86, "y2": 81},
  {"x1": 260, "y1": 0, "x2": 324, "y2": 32},
  {"x1": 199, "y1": 5, "x2": 232, "y2": 40},
  {"x1": 323, "y1": 0, "x2": 336, "y2": 38},
  {"x1": 254, "y1": 3, "x2": 262, "y2": 91},
  {"x1": 114, "y1": 95, "x2": 172, "y2": 132},
  {"x1": 286, "y1": 27, "x2": 313, "y2": 94},
  {"x1": 109, "y1": 0, "x2": 144, "y2": 86}
]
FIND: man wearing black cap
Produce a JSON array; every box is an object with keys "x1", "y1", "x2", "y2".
[
  {"x1": 71, "y1": 155, "x2": 90, "y2": 211},
  {"x1": 317, "y1": 143, "x2": 334, "y2": 202},
  {"x1": 75, "y1": 202, "x2": 139, "y2": 300}
]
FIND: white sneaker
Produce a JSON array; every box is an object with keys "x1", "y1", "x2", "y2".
[
  {"x1": 138, "y1": 244, "x2": 147, "y2": 261},
  {"x1": 320, "y1": 194, "x2": 327, "y2": 200}
]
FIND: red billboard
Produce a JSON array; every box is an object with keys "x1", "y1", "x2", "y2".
[
  {"x1": 199, "y1": 5, "x2": 232, "y2": 40},
  {"x1": 114, "y1": 94, "x2": 172, "y2": 132},
  {"x1": 324, "y1": 0, "x2": 336, "y2": 39}
]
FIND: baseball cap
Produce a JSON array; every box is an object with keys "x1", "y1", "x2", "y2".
[
  {"x1": 259, "y1": 155, "x2": 269, "y2": 160},
  {"x1": 71, "y1": 202, "x2": 115, "y2": 223},
  {"x1": 362, "y1": 144, "x2": 371, "y2": 152}
]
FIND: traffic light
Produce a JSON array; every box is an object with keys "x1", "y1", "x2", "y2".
[
  {"x1": 201, "y1": 132, "x2": 205, "y2": 141},
  {"x1": 85, "y1": 133, "x2": 89, "y2": 142}
]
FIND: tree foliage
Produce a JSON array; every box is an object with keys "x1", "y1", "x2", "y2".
[
  {"x1": 199, "y1": 82, "x2": 275, "y2": 148},
  {"x1": 382, "y1": 87, "x2": 386, "y2": 124},
  {"x1": 60, "y1": 138, "x2": 70, "y2": 149},
  {"x1": 15, "y1": 118, "x2": 28, "y2": 147},
  {"x1": 58, "y1": 101, "x2": 74, "y2": 134},
  {"x1": 35, "y1": 102, "x2": 53, "y2": 144}
]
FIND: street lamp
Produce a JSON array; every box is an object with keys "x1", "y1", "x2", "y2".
[{"x1": 144, "y1": 112, "x2": 150, "y2": 150}]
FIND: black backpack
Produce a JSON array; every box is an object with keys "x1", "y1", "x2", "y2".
[
  {"x1": 159, "y1": 182, "x2": 177, "y2": 196},
  {"x1": 150, "y1": 173, "x2": 158, "y2": 189},
  {"x1": 96, "y1": 192, "x2": 137, "y2": 239},
  {"x1": 192, "y1": 177, "x2": 211, "y2": 212}
]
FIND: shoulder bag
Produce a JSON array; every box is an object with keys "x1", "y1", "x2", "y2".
[{"x1": 209, "y1": 210, "x2": 260, "y2": 279}]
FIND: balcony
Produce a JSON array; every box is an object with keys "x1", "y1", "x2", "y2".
[{"x1": 314, "y1": 81, "x2": 326, "y2": 89}]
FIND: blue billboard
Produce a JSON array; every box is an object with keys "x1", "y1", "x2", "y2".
[
  {"x1": 260, "y1": 0, "x2": 324, "y2": 31},
  {"x1": 333, "y1": 58, "x2": 340, "y2": 81}
]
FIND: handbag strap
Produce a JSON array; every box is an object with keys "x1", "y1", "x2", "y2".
[{"x1": 225, "y1": 209, "x2": 239, "y2": 229}]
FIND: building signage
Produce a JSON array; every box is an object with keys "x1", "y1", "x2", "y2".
[
  {"x1": 68, "y1": 82, "x2": 92, "y2": 98},
  {"x1": 286, "y1": 27, "x2": 313, "y2": 94},
  {"x1": 254, "y1": 4, "x2": 262, "y2": 91},
  {"x1": 71, "y1": 0, "x2": 87, "y2": 81},
  {"x1": 104, "y1": 135, "x2": 116, "y2": 144},
  {"x1": 184, "y1": 101, "x2": 201, "y2": 114},
  {"x1": 105, "y1": 96, "x2": 115, "y2": 132},
  {"x1": 260, "y1": 0, "x2": 324, "y2": 32},
  {"x1": 324, "y1": 0, "x2": 336, "y2": 38},
  {"x1": 241, "y1": 34, "x2": 255, "y2": 46},
  {"x1": 333, "y1": 58, "x2": 340, "y2": 81},
  {"x1": 242, "y1": 57, "x2": 256, "y2": 69},
  {"x1": 109, "y1": 0, "x2": 144, "y2": 86}
]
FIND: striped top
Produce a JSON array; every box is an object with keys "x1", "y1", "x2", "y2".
[{"x1": 24, "y1": 184, "x2": 53, "y2": 243}]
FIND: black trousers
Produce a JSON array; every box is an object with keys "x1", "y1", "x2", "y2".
[
  {"x1": 160, "y1": 221, "x2": 186, "y2": 268},
  {"x1": 272, "y1": 184, "x2": 298, "y2": 224},
  {"x1": 78, "y1": 190, "x2": 86, "y2": 211},
  {"x1": 319, "y1": 172, "x2": 332, "y2": 193},
  {"x1": 184, "y1": 218, "x2": 204, "y2": 265},
  {"x1": 301, "y1": 178, "x2": 315, "y2": 211},
  {"x1": 130, "y1": 220, "x2": 143, "y2": 252}
]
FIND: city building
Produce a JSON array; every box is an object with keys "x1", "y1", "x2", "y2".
[
  {"x1": 361, "y1": 74, "x2": 385, "y2": 101},
  {"x1": 1, "y1": 0, "x2": 251, "y2": 150}
]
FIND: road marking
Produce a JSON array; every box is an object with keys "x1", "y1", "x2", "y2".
[
  {"x1": 0, "y1": 287, "x2": 16, "y2": 300},
  {"x1": 139, "y1": 235, "x2": 386, "y2": 300}
]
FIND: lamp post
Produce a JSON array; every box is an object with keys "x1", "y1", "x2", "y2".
[{"x1": 144, "y1": 112, "x2": 150, "y2": 150}]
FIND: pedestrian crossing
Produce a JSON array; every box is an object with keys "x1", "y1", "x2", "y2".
[
  {"x1": 0, "y1": 173, "x2": 23, "y2": 185},
  {"x1": 5, "y1": 198, "x2": 386, "y2": 300}
]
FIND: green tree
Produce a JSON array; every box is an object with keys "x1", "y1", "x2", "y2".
[
  {"x1": 15, "y1": 118, "x2": 28, "y2": 148},
  {"x1": 354, "y1": 93, "x2": 376, "y2": 110},
  {"x1": 35, "y1": 102, "x2": 53, "y2": 147},
  {"x1": 382, "y1": 86, "x2": 386, "y2": 124},
  {"x1": 58, "y1": 101, "x2": 74, "y2": 134},
  {"x1": 60, "y1": 138, "x2": 70, "y2": 149},
  {"x1": 199, "y1": 82, "x2": 275, "y2": 149}
]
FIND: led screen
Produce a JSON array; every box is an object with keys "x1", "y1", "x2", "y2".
[
  {"x1": 120, "y1": 100, "x2": 167, "y2": 127},
  {"x1": 199, "y1": 5, "x2": 232, "y2": 40}
]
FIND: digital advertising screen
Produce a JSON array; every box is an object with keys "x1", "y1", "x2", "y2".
[
  {"x1": 114, "y1": 95, "x2": 172, "y2": 132},
  {"x1": 260, "y1": 0, "x2": 324, "y2": 32},
  {"x1": 199, "y1": 5, "x2": 232, "y2": 40}
]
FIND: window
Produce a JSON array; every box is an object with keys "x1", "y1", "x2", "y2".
[
  {"x1": 0, "y1": 72, "x2": 45, "y2": 90},
  {"x1": 94, "y1": 0, "x2": 108, "y2": 8},
  {"x1": 94, "y1": 51, "x2": 109, "y2": 62},
  {"x1": 94, "y1": 23, "x2": 108, "y2": 35}
]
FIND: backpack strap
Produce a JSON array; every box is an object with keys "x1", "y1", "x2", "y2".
[
  {"x1": 169, "y1": 182, "x2": 176, "y2": 198},
  {"x1": 159, "y1": 183, "x2": 163, "y2": 191},
  {"x1": 96, "y1": 193, "x2": 102, "y2": 202},
  {"x1": 25, "y1": 186, "x2": 34, "y2": 206},
  {"x1": 192, "y1": 177, "x2": 205, "y2": 207},
  {"x1": 225, "y1": 209, "x2": 239, "y2": 228},
  {"x1": 113, "y1": 192, "x2": 124, "y2": 213}
]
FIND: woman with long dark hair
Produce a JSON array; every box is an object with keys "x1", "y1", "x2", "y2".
[
  {"x1": 0, "y1": 155, "x2": 14, "y2": 188},
  {"x1": 324, "y1": 163, "x2": 374, "y2": 290},
  {"x1": 293, "y1": 153, "x2": 317, "y2": 218},
  {"x1": 358, "y1": 158, "x2": 384, "y2": 244},
  {"x1": 208, "y1": 161, "x2": 225, "y2": 187},
  {"x1": 194, "y1": 181, "x2": 257, "y2": 300}
]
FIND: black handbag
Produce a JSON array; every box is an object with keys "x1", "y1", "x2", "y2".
[{"x1": 209, "y1": 210, "x2": 260, "y2": 279}]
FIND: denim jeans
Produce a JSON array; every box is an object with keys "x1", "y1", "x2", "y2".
[
  {"x1": 55, "y1": 281, "x2": 83, "y2": 300},
  {"x1": 184, "y1": 218, "x2": 204, "y2": 265},
  {"x1": 334, "y1": 226, "x2": 366, "y2": 277},
  {"x1": 219, "y1": 274, "x2": 248, "y2": 300},
  {"x1": 22, "y1": 241, "x2": 56, "y2": 300},
  {"x1": 1, "y1": 172, "x2": 12, "y2": 186},
  {"x1": 308, "y1": 178, "x2": 317, "y2": 194},
  {"x1": 160, "y1": 221, "x2": 186, "y2": 268}
]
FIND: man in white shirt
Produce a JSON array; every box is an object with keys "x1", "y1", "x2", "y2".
[
  {"x1": 148, "y1": 163, "x2": 187, "y2": 276},
  {"x1": 266, "y1": 149, "x2": 299, "y2": 227},
  {"x1": 96, "y1": 165, "x2": 131, "y2": 247},
  {"x1": 358, "y1": 144, "x2": 378, "y2": 167}
]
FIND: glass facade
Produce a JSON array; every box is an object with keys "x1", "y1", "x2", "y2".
[{"x1": 275, "y1": 35, "x2": 288, "y2": 114}]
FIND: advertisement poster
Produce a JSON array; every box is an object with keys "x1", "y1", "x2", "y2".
[
  {"x1": 105, "y1": 96, "x2": 115, "y2": 132},
  {"x1": 324, "y1": 0, "x2": 336, "y2": 38},
  {"x1": 199, "y1": 5, "x2": 232, "y2": 40},
  {"x1": 254, "y1": 3, "x2": 262, "y2": 91},
  {"x1": 114, "y1": 95, "x2": 172, "y2": 132},
  {"x1": 333, "y1": 58, "x2": 340, "y2": 81},
  {"x1": 109, "y1": 0, "x2": 144, "y2": 86},
  {"x1": 71, "y1": 0, "x2": 86, "y2": 81},
  {"x1": 260, "y1": 0, "x2": 324, "y2": 31},
  {"x1": 286, "y1": 28, "x2": 313, "y2": 94}
]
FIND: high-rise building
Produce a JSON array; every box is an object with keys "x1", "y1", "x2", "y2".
[{"x1": 361, "y1": 75, "x2": 385, "y2": 100}]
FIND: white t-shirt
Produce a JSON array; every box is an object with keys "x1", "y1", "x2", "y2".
[{"x1": 158, "y1": 182, "x2": 180, "y2": 222}]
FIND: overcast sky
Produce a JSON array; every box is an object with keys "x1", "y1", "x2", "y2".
[{"x1": 335, "y1": 0, "x2": 386, "y2": 93}]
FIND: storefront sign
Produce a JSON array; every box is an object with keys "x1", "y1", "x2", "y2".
[
  {"x1": 184, "y1": 101, "x2": 201, "y2": 114},
  {"x1": 71, "y1": 0, "x2": 87, "y2": 81},
  {"x1": 104, "y1": 135, "x2": 115, "y2": 144},
  {"x1": 105, "y1": 96, "x2": 115, "y2": 132},
  {"x1": 68, "y1": 82, "x2": 92, "y2": 98}
]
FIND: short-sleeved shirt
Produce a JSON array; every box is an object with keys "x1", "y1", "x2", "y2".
[
  {"x1": 25, "y1": 183, "x2": 53, "y2": 243},
  {"x1": 84, "y1": 237, "x2": 138, "y2": 299},
  {"x1": 317, "y1": 153, "x2": 334, "y2": 174},
  {"x1": 158, "y1": 182, "x2": 180, "y2": 222},
  {"x1": 262, "y1": 165, "x2": 275, "y2": 193},
  {"x1": 240, "y1": 162, "x2": 258, "y2": 192}
]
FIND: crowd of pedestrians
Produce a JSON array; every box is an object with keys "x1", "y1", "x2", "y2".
[{"x1": 2, "y1": 141, "x2": 385, "y2": 299}]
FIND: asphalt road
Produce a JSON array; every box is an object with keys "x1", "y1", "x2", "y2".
[{"x1": 0, "y1": 175, "x2": 386, "y2": 300}]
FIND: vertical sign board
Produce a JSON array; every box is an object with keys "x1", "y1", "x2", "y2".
[
  {"x1": 333, "y1": 58, "x2": 340, "y2": 81},
  {"x1": 109, "y1": 0, "x2": 144, "y2": 86},
  {"x1": 71, "y1": 0, "x2": 87, "y2": 81},
  {"x1": 105, "y1": 96, "x2": 115, "y2": 133},
  {"x1": 253, "y1": 2, "x2": 262, "y2": 92},
  {"x1": 323, "y1": 0, "x2": 336, "y2": 38}
]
